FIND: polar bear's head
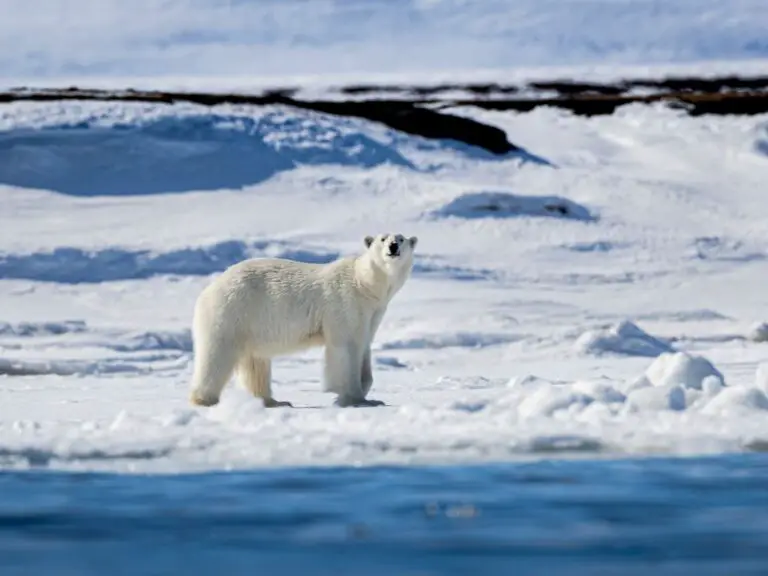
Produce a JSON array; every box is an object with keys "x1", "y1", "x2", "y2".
[{"x1": 364, "y1": 233, "x2": 418, "y2": 273}]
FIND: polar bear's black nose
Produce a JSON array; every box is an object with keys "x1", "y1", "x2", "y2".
[{"x1": 388, "y1": 241, "x2": 399, "y2": 256}]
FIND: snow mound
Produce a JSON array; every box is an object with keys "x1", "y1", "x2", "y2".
[
  {"x1": 429, "y1": 191, "x2": 595, "y2": 221},
  {"x1": 575, "y1": 320, "x2": 674, "y2": 358},
  {"x1": 747, "y1": 322, "x2": 768, "y2": 343},
  {"x1": 700, "y1": 387, "x2": 768, "y2": 415},
  {"x1": 0, "y1": 102, "x2": 414, "y2": 196},
  {"x1": 636, "y1": 351, "x2": 725, "y2": 391},
  {"x1": 492, "y1": 354, "x2": 759, "y2": 421},
  {"x1": 428, "y1": 192, "x2": 596, "y2": 221}
]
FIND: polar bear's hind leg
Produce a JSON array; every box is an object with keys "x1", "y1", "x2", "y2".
[
  {"x1": 238, "y1": 355, "x2": 292, "y2": 408},
  {"x1": 189, "y1": 335, "x2": 239, "y2": 407}
]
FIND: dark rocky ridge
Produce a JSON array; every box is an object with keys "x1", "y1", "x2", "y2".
[
  {"x1": 2, "y1": 74, "x2": 767, "y2": 155},
  {"x1": 336, "y1": 75, "x2": 768, "y2": 98},
  {"x1": 0, "y1": 88, "x2": 518, "y2": 155},
  {"x1": 459, "y1": 90, "x2": 768, "y2": 116}
]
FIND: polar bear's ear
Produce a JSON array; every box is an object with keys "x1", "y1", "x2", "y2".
[
  {"x1": 408, "y1": 236, "x2": 418, "y2": 249},
  {"x1": 364, "y1": 235, "x2": 375, "y2": 248}
]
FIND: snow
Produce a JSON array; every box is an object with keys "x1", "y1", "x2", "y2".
[
  {"x1": 3, "y1": 1, "x2": 768, "y2": 473},
  {"x1": 2, "y1": 97, "x2": 768, "y2": 473}
]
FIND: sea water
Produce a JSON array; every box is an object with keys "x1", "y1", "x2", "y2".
[{"x1": 2, "y1": 454, "x2": 768, "y2": 575}]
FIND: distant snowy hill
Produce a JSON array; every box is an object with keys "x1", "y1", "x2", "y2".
[{"x1": 2, "y1": 0, "x2": 768, "y2": 82}]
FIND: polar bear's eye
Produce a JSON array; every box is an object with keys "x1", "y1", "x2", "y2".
[{"x1": 395, "y1": 235, "x2": 404, "y2": 243}]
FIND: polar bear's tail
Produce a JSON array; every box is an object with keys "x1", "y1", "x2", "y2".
[{"x1": 189, "y1": 301, "x2": 240, "y2": 407}]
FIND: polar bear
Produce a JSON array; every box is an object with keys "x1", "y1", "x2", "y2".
[{"x1": 189, "y1": 233, "x2": 417, "y2": 408}]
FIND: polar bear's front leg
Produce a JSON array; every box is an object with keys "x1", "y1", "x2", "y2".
[
  {"x1": 356, "y1": 347, "x2": 383, "y2": 406},
  {"x1": 360, "y1": 307, "x2": 385, "y2": 398},
  {"x1": 325, "y1": 341, "x2": 384, "y2": 407},
  {"x1": 324, "y1": 341, "x2": 361, "y2": 398},
  {"x1": 361, "y1": 346, "x2": 373, "y2": 396}
]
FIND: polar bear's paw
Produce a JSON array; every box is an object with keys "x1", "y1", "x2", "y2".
[
  {"x1": 190, "y1": 392, "x2": 220, "y2": 407},
  {"x1": 335, "y1": 397, "x2": 386, "y2": 408},
  {"x1": 263, "y1": 398, "x2": 293, "y2": 408}
]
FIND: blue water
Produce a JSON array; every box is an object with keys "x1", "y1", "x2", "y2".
[{"x1": 3, "y1": 454, "x2": 768, "y2": 575}]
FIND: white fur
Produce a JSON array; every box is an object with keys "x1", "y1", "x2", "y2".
[{"x1": 189, "y1": 233, "x2": 417, "y2": 408}]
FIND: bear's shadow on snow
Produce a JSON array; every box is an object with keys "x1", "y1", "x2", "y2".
[{"x1": 0, "y1": 111, "x2": 552, "y2": 197}]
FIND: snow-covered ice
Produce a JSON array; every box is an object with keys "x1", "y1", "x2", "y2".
[
  {"x1": 2, "y1": 0, "x2": 768, "y2": 474},
  {"x1": 2, "y1": 96, "x2": 768, "y2": 473}
]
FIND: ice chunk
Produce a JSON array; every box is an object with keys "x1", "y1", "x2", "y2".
[
  {"x1": 626, "y1": 384, "x2": 686, "y2": 412},
  {"x1": 700, "y1": 387, "x2": 768, "y2": 415},
  {"x1": 574, "y1": 320, "x2": 673, "y2": 357},
  {"x1": 644, "y1": 351, "x2": 725, "y2": 390}
]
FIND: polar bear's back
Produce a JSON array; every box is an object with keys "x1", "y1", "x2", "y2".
[
  {"x1": 225, "y1": 256, "x2": 356, "y2": 296},
  {"x1": 194, "y1": 256, "x2": 359, "y2": 356}
]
